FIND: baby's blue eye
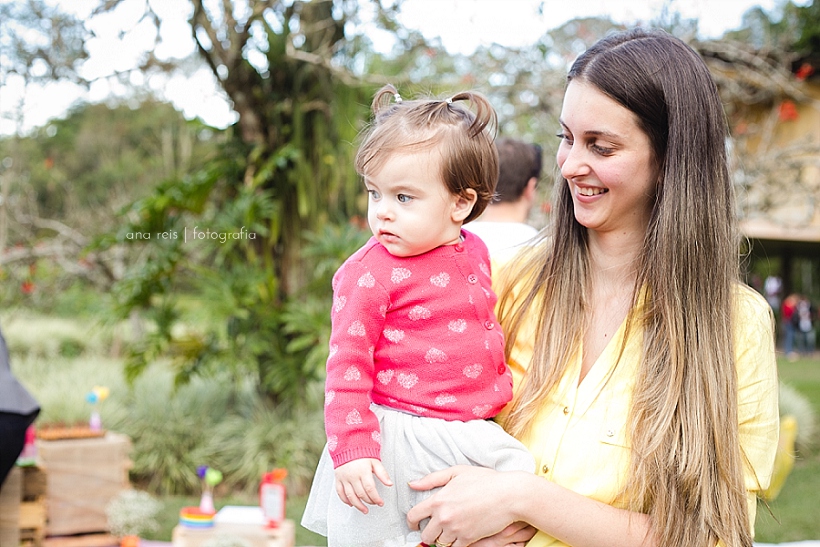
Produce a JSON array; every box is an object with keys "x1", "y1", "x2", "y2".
[
  {"x1": 397, "y1": 194, "x2": 412, "y2": 203},
  {"x1": 368, "y1": 189, "x2": 381, "y2": 199}
]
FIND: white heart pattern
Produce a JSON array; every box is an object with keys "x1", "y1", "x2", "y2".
[
  {"x1": 327, "y1": 435, "x2": 338, "y2": 451},
  {"x1": 430, "y1": 272, "x2": 450, "y2": 288},
  {"x1": 333, "y1": 295, "x2": 346, "y2": 313},
  {"x1": 425, "y1": 348, "x2": 447, "y2": 364},
  {"x1": 328, "y1": 344, "x2": 338, "y2": 359},
  {"x1": 472, "y1": 404, "x2": 493, "y2": 418},
  {"x1": 357, "y1": 272, "x2": 376, "y2": 288},
  {"x1": 397, "y1": 372, "x2": 419, "y2": 389},
  {"x1": 409, "y1": 404, "x2": 427, "y2": 414},
  {"x1": 409, "y1": 305, "x2": 432, "y2": 321},
  {"x1": 383, "y1": 328, "x2": 405, "y2": 343},
  {"x1": 448, "y1": 319, "x2": 467, "y2": 333},
  {"x1": 435, "y1": 394, "x2": 457, "y2": 406},
  {"x1": 344, "y1": 366, "x2": 361, "y2": 381},
  {"x1": 479, "y1": 262, "x2": 491, "y2": 277},
  {"x1": 345, "y1": 409, "x2": 363, "y2": 425},
  {"x1": 379, "y1": 305, "x2": 388, "y2": 317},
  {"x1": 376, "y1": 369, "x2": 394, "y2": 385},
  {"x1": 347, "y1": 320, "x2": 366, "y2": 337},
  {"x1": 325, "y1": 390, "x2": 335, "y2": 406},
  {"x1": 391, "y1": 268, "x2": 412, "y2": 284},
  {"x1": 371, "y1": 431, "x2": 381, "y2": 445},
  {"x1": 463, "y1": 364, "x2": 483, "y2": 379}
]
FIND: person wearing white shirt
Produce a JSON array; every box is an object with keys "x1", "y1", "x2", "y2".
[{"x1": 464, "y1": 137, "x2": 541, "y2": 260}]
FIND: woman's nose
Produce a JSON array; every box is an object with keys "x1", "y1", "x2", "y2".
[{"x1": 558, "y1": 144, "x2": 589, "y2": 181}]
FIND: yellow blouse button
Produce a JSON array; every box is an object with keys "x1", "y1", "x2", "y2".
[
  {"x1": 562, "y1": 406, "x2": 569, "y2": 415},
  {"x1": 541, "y1": 465, "x2": 550, "y2": 474}
]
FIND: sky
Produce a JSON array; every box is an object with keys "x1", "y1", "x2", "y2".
[{"x1": 0, "y1": 0, "x2": 808, "y2": 135}]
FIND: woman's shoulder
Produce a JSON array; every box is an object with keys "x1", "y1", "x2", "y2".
[{"x1": 732, "y1": 283, "x2": 773, "y2": 324}]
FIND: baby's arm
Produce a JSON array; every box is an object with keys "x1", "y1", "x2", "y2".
[{"x1": 334, "y1": 457, "x2": 394, "y2": 514}]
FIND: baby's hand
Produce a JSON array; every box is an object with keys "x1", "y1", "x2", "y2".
[{"x1": 334, "y1": 458, "x2": 393, "y2": 514}]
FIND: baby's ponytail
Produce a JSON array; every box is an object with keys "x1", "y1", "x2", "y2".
[
  {"x1": 448, "y1": 91, "x2": 497, "y2": 139},
  {"x1": 371, "y1": 83, "x2": 402, "y2": 115}
]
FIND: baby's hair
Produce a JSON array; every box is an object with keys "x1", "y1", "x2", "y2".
[{"x1": 355, "y1": 84, "x2": 499, "y2": 223}]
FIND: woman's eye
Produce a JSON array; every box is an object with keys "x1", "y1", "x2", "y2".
[
  {"x1": 591, "y1": 144, "x2": 615, "y2": 155},
  {"x1": 556, "y1": 132, "x2": 572, "y2": 144},
  {"x1": 397, "y1": 194, "x2": 412, "y2": 203}
]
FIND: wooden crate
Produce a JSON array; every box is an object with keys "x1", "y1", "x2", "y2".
[
  {"x1": 0, "y1": 466, "x2": 48, "y2": 547},
  {"x1": 0, "y1": 466, "x2": 22, "y2": 547},
  {"x1": 36, "y1": 433, "x2": 132, "y2": 537}
]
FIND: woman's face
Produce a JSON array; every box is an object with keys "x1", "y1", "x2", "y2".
[{"x1": 556, "y1": 80, "x2": 658, "y2": 236}]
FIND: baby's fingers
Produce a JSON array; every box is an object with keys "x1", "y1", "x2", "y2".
[
  {"x1": 342, "y1": 481, "x2": 370, "y2": 514},
  {"x1": 372, "y1": 460, "x2": 394, "y2": 487},
  {"x1": 359, "y1": 475, "x2": 385, "y2": 507}
]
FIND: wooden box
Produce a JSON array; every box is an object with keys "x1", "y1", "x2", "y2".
[
  {"x1": 36, "y1": 432, "x2": 132, "y2": 536},
  {"x1": 0, "y1": 465, "x2": 48, "y2": 547},
  {"x1": 0, "y1": 466, "x2": 22, "y2": 547}
]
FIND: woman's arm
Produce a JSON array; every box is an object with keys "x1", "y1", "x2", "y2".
[{"x1": 407, "y1": 466, "x2": 656, "y2": 547}]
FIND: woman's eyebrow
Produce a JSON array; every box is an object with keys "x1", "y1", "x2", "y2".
[{"x1": 558, "y1": 119, "x2": 622, "y2": 140}]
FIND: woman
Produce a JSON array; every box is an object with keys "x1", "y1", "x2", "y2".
[{"x1": 406, "y1": 28, "x2": 779, "y2": 547}]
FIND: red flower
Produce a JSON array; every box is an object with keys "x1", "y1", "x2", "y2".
[
  {"x1": 795, "y1": 63, "x2": 814, "y2": 81},
  {"x1": 778, "y1": 100, "x2": 799, "y2": 122},
  {"x1": 21, "y1": 281, "x2": 34, "y2": 294}
]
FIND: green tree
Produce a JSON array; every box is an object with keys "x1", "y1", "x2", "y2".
[{"x1": 97, "y1": 0, "x2": 376, "y2": 404}]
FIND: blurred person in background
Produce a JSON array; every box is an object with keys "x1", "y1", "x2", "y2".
[{"x1": 464, "y1": 137, "x2": 542, "y2": 260}]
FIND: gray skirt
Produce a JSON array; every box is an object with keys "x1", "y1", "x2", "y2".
[{"x1": 301, "y1": 404, "x2": 535, "y2": 547}]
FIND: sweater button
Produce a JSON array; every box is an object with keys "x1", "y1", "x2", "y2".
[
  {"x1": 467, "y1": 274, "x2": 478, "y2": 284},
  {"x1": 455, "y1": 243, "x2": 464, "y2": 252},
  {"x1": 484, "y1": 321, "x2": 494, "y2": 330},
  {"x1": 497, "y1": 365, "x2": 506, "y2": 375}
]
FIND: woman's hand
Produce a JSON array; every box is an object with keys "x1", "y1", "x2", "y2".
[
  {"x1": 406, "y1": 465, "x2": 528, "y2": 547},
  {"x1": 469, "y1": 522, "x2": 537, "y2": 547},
  {"x1": 334, "y1": 458, "x2": 393, "y2": 514}
]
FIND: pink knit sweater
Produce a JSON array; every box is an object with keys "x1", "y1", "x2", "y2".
[{"x1": 324, "y1": 231, "x2": 512, "y2": 468}]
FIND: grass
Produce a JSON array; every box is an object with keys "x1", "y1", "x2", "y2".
[{"x1": 754, "y1": 353, "x2": 820, "y2": 543}]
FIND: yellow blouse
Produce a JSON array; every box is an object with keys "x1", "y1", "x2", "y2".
[{"x1": 502, "y1": 283, "x2": 779, "y2": 547}]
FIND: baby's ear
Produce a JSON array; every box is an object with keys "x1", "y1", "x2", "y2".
[{"x1": 452, "y1": 189, "x2": 478, "y2": 222}]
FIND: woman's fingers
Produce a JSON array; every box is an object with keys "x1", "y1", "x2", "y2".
[{"x1": 408, "y1": 465, "x2": 467, "y2": 491}]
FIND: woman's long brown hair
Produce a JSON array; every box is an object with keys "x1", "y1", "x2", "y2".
[{"x1": 499, "y1": 28, "x2": 752, "y2": 547}]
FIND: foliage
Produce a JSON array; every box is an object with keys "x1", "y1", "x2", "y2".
[
  {"x1": 0, "y1": 99, "x2": 223, "y2": 317},
  {"x1": 106, "y1": 490, "x2": 162, "y2": 538},
  {"x1": 87, "y1": 0, "x2": 378, "y2": 403},
  {"x1": 0, "y1": 0, "x2": 87, "y2": 89},
  {"x1": 5, "y1": 313, "x2": 328, "y2": 496}
]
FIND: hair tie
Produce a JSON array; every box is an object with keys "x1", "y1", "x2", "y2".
[{"x1": 393, "y1": 92, "x2": 403, "y2": 104}]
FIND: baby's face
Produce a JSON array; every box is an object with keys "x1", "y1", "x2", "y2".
[{"x1": 364, "y1": 150, "x2": 464, "y2": 257}]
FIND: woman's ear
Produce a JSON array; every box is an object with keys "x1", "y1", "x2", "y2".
[{"x1": 452, "y1": 189, "x2": 478, "y2": 222}]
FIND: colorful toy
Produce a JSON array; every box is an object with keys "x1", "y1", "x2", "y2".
[
  {"x1": 86, "y1": 385, "x2": 110, "y2": 431},
  {"x1": 260, "y1": 468, "x2": 287, "y2": 528},
  {"x1": 195, "y1": 465, "x2": 223, "y2": 514}
]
